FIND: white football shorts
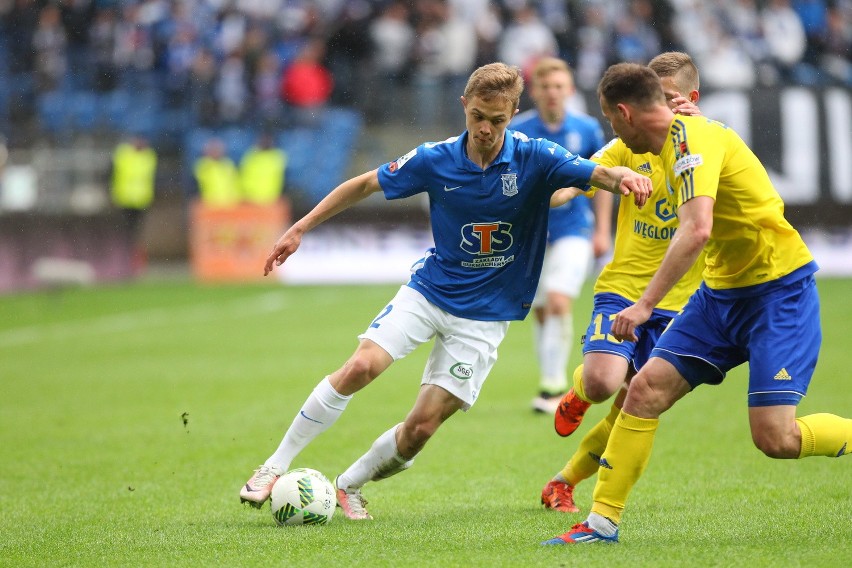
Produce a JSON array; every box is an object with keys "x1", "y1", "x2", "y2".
[
  {"x1": 358, "y1": 285, "x2": 509, "y2": 410},
  {"x1": 532, "y1": 235, "x2": 593, "y2": 306}
]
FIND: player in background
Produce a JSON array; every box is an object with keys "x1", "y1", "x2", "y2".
[
  {"x1": 240, "y1": 62, "x2": 653, "y2": 520},
  {"x1": 511, "y1": 57, "x2": 613, "y2": 414},
  {"x1": 541, "y1": 52, "x2": 705, "y2": 514},
  {"x1": 544, "y1": 62, "x2": 852, "y2": 545}
]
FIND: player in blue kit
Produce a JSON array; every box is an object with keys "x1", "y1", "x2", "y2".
[
  {"x1": 239, "y1": 62, "x2": 652, "y2": 520},
  {"x1": 511, "y1": 58, "x2": 611, "y2": 413}
]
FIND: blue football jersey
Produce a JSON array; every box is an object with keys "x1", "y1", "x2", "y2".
[
  {"x1": 511, "y1": 111, "x2": 605, "y2": 241},
  {"x1": 377, "y1": 130, "x2": 598, "y2": 321}
]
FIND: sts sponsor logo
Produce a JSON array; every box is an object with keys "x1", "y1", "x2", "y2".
[
  {"x1": 460, "y1": 222, "x2": 512, "y2": 255},
  {"x1": 459, "y1": 222, "x2": 515, "y2": 269}
]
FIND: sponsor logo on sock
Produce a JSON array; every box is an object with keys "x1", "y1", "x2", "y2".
[
  {"x1": 837, "y1": 442, "x2": 847, "y2": 457},
  {"x1": 299, "y1": 410, "x2": 323, "y2": 424},
  {"x1": 588, "y1": 452, "x2": 601, "y2": 462},
  {"x1": 773, "y1": 368, "x2": 792, "y2": 380},
  {"x1": 599, "y1": 457, "x2": 613, "y2": 470}
]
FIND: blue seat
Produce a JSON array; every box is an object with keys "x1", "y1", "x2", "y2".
[
  {"x1": 37, "y1": 91, "x2": 71, "y2": 134},
  {"x1": 70, "y1": 91, "x2": 99, "y2": 131},
  {"x1": 278, "y1": 108, "x2": 363, "y2": 204},
  {"x1": 102, "y1": 90, "x2": 132, "y2": 130},
  {"x1": 221, "y1": 127, "x2": 255, "y2": 163}
]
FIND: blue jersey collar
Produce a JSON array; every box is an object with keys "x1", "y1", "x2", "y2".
[{"x1": 455, "y1": 130, "x2": 516, "y2": 171}]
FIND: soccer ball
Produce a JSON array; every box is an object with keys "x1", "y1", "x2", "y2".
[{"x1": 270, "y1": 468, "x2": 336, "y2": 526}]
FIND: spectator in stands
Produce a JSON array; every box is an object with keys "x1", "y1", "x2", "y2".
[
  {"x1": 762, "y1": 0, "x2": 813, "y2": 84},
  {"x1": 695, "y1": 21, "x2": 757, "y2": 88},
  {"x1": 448, "y1": 0, "x2": 502, "y2": 66},
  {"x1": 90, "y1": 6, "x2": 119, "y2": 92},
  {"x1": 188, "y1": 47, "x2": 219, "y2": 127},
  {"x1": 573, "y1": 3, "x2": 611, "y2": 91},
  {"x1": 3, "y1": 0, "x2": 849, "y2": 138},
  {"x1": 217, "y1": 51, "x2": 248, "y2": 123},
  {"x1": 110, "y1": 134, "x2": 158, "y2": 274},
  {"x1": 240, "y1": 132, "x2": 287, "y2": 206},
  {"x1": 32, "y1": 4, "x2": 67, "y2": 93},
  {"x1": 164, "y1": 23, "x2": 198, "y2": 108},
  {"x1": 251, "y1": 49, "x2": 285, "y2": 127},
  {"x1": 368, "y1": 1, "x2": 415, "y2": 120},
  {"x1": 792, "y1": 0, "x2": 829, "y2": 65},
  {"x1": 497, "y1": 4, "x2": 558, "y2": 76},
  {"x1": 113, "y1": 1, "x2": 156, "y2": 91},
  {"x1": 820, "y1": 3, "x2": 852, "y2": 86},
  {"x1": 58, "y1": 0, "x2": 95, "y2": 88},
  {"x1": 325, "y1": 0, "x2": 374, "y2": 111},
  {"x1": 193, "y1": 137, "x2": 241, "y2": 207},
  {"x1": 280, "y1": 38, "x2": 334, "y2": 126},
  {"x1": 2, "y1": 0, "x2": 40, "y2": 79},
  {"x1": 611, "y1": 0, "x2": 662, "y2": 64},
  {"x1": 411, "y1": 0, "x2": 477, "y2": 126}
]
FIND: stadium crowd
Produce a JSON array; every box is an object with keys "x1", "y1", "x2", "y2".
[{"x1": 1, "y1": 0, "x2": 850, "y2": 134}]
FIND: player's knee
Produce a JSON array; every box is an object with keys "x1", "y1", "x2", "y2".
[
  {"x1": 622, "y1": 373, "x2": 666, "y2": 416},
  {"x1": 582, "y1": 367, "x2": 622, "y2": 402},
  {"x1": 751, "y1": 430, "x2": 800, "y2": 459},
  {"x1": 548, "y1": 294, "x2": 571, "y2": 316},
  {"x1": 340, "y1": 353, "x2": 381, "y2": 384}
]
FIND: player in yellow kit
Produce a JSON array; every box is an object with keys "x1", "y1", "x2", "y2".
[
  {"x1": 544, "y1": 62, "x2": 851, "y2": 545},
  {"x1": 541, "y1": 52, "x2": 705, "y2": 514}
]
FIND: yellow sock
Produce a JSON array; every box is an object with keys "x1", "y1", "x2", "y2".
[
  {"x1": 796, "y1": 413, "x2": 852, "y2": 458},
  {"x1": 562, "y1": 401, "x2": 621, "y2": 486},
  {"x1": 591, "y1": 411, "x2": 659, "y2": 524},
  {"x1": 572, "y1": 364, "x2": 593, "y2": 403}
]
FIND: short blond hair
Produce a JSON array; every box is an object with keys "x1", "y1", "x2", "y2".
[
  {"x1": 648, "y1": 51, "x2": 700, "y2": 92},
  {"x1": 531, "y1": 57, "x2": 574, "y2": 85},
  {"x1": 464, "y1": 62, "x2": 524, "y2": 110}
]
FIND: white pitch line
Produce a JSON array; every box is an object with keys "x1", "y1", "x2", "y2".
[{"x1": 0, "y1": 292, "x2": 288, "y2": 349}]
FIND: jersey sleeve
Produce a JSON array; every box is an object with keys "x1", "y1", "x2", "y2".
[
  {"x1": 536, "y1": 139, "x2": 598, "y2": 194},
  {"x1": 669, "y1": 118, "x2": 725, "y2": 207},
  {"x1": 585, "y1": 138, "x2": 623, "y2": 197},
  {"x1": 377, "y1": 145, "x2": 430, "y2": 200}
]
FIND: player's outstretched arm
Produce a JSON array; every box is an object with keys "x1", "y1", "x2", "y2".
[
  {"x1": 589, "y1": 165, "x2": 652, "y2": 208},
  {"x1": 550, "y1": 186, "x2": 582, "y2": 207},
  {"x1": 263, "y1": 169, "x2": 383, "y2": 275},
  {"x1": 592, "y1": 190, "x2": 614, "y2": 257}
]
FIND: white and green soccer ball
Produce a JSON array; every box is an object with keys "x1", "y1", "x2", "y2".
[{"x1": 270, "y1": 468, "x2": 335, "y2": 526}]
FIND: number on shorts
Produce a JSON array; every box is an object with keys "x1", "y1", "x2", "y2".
[
  {"x1": 370, "y1": 304, "x2": 393, "y2": 329},
  {"x1": 589, "y1": 312, "x2": 623, "y2": 344}
]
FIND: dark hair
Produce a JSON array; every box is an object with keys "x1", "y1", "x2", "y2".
[{"x1": 597, "y1": 63, "x2": 666, "y2": 109}]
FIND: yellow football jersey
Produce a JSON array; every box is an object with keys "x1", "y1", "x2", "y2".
[
  {"x1": 661, "y1": 116, "x2": 813, "y2": 289},
  {"x1": 590, "y1": 138, "x2": 704, "y2": 311}
]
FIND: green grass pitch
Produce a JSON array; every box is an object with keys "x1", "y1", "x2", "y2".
[{"x1": 1, "y1": 276, "x2": 850, "y2": 566}]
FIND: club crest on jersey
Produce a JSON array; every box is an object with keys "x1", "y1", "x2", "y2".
[{"x1": 501, "y1": 173, "x2": 518, "y2": 197}]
